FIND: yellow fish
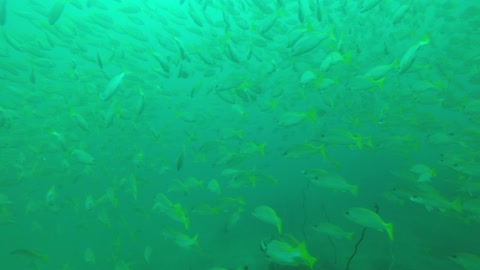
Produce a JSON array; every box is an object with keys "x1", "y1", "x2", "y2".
[
  {"x1": 252, "y1": 205, "x2": 282, "y2": 233},
  {"x1": 345, "y1": 207, "x2": 394, "y2": 240}
]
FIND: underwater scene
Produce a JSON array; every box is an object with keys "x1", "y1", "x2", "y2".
[{"x1": 1, "y1": 0, "x2": 479, "y2": 269}]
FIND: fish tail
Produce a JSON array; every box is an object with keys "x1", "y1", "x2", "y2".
[
  {"x1": 298, "y1": 242, "x2": 317, "y2": 269},
  {"x1": 452, "y1": 199, "x2": 463, "y2": 213},
  {"x1": 385, "y1": 223, "x2": 394, "y2": 241},
  {"x1": 351, "y1": 185, "x2": 359, "y2": 197},
  {"x1": 420, "y1": 34, "x2": 430, "y2": 45}
]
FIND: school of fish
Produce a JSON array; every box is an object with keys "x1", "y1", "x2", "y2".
[{"x1": 0, "y1": 0, "x2": 479, "y2": 269}]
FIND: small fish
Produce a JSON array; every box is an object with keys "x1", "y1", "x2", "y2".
[
  {"x1": 176, "y1": 147, "x2": 185, "y2": 171},
  {"x1": 302, "y1": 169, "x2": 358, "y2": 196},
  {"x1": 144, "y1": 246, "x2": 152, "y2": 263},
  {"x1": 225, "y1": 208, "x2": 244, "y2": 232},
  {"x1": 71, "y1": 111, "x2": 89, "y2": 132},
  {"x1": 292, "y1": 33, "x2": 330, "y2": 56},
  {"x1": 364, "y1": 60, "x2": 398, "y2": 80},
  {"x1": 11, "y1": 249, "x2": 49, "y2": 262},
  {"x1": 207, "y1": 179, "x2": 221, "y2": 194},
  {"x1": 72, "y1": 149, "x2": 94, "y2": 165},
  {"x1": 84, "y1": 195, "x2": 96, "y2": 211},
  {"x1": 135, "y1": 90, "x2": 144, "y2": 117},
  {"x1": 263, "y1": 237, "x2": 316, "y2": 269},
  {"x1": 252, "y1": 205, "x2": 282, "y2": 233},
  {"x1": 175, "y1": 233, "x2": 199, "y2": 249},
  {"x1": 392, "y1": 3, "x2": 410, "y2": 24},
  {"x1": 0, "y1": 0, "x2": 6, "y2": 26},
  {"x1": 345, "y1": 207, "x2": 394, "y2": 240},
  {"x1": 278, "y1": 109, "x2": 317, "y2": 127},
  {"x1": 449, "y1": 252, "x2": 480, "y2": 270},
  {"x1": 360, "y1": 0, "x2": 383, "y2": 13},
  {"x1": 84, "y1": 248, "x2": 95, "y2": 264},
  {"x1": 312, "y1": 222, "x2": 354, "y2": 240},
  {"x1": 409, "y1": 164, "x2": 436, "y2": 182},
  {"x1": 48, "y1": 0, "x2": 67, "y2": 25},
  {"x1": 100, "y1": 72, "x2": 125, "y2": 101},
  {"x1": 0, "y1": 193, "x2": 13, "y2": 205},
  {"x1": 46, "y1": 186, "x2": 56, "y2": 207},
  {"x1": 283, "y1": 143, "x2": 327, "y2": 159},
  {"x1": 96, "y1": 52, "x2": 103, "y2": 69},
  {"x1": 104, "y1": 100, "x2": 117, "y2": 128},
  {"x1": 29, "y1": 68, "x2": 36, "y2": 84},
  {"x1": 409, "y1": 184, "x2": 462, "y2": 213},
  {"x1": 399, "y1": 35, "x2": 430, "y2": 74}
]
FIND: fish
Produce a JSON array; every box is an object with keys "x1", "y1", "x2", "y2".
[
  {"x1": 292, "y1": 33, "x2": 330, "y2": 56},
  {"x1": 96, "y1": 52, "x2": 103, "y2": 69},
  {"x1": 0, "y1": 0, "x2": 6, "y2": 26},
  {"x1": 84, "y1": 248, "x2": 95, "y2": 264},
  {"x1": 312, "y1": 222, "x2": 354, "y2": 240},
  {"x1": 70, "y1": 111, "x2": 89, "y2": 132},
  {"x1": 392, "y1": 3, "x2": 410, "y2": 24},
  {"x1": 364, "y1": 60, "x2": 398, "y2": 80},
  {"x1": 48, "y1": 0, "x2": 67, "y2": 25},
  {"x1": 252, "y1": 205, "x2": 282, "y2": 233},
  {"x1": 225, "y1": 208, "x2": 244, "y2": 232},
  {"x1": 104, "y1": 100, "x2": 117, "y2": 128},
  {"x1": 409, "y1": 164, "x2": 436, "y2": 183},
  {"x1": 449, "y1": 252, "x2": 480, "y2": 270},
  {"x1": 278, "y1": 109, "x2": 317, "y2": 126},
  {"x1": 398, "y1": 35, "x2": 430, "y2": 73},
  {"x1": 302, "y1": 169, "x2": 358, "y2": 196},
  {"x1": 71, "y1": 149, "x2": 95, "y2": 165},
  {"x1": 283, "y1": 143, "x2": 327, "y2": 159},
  {"x1": 314, "y1": 0, "x2": 322, "y2": 22},
  {"x1": 100, "y1": 72, "x2": 126, "y2": 101},
  {"x1": 0, "y1": 193, "x2": 13, "y2": 205},
  {"x1": 360, "y1": 0, "x2": 383, "y2": 13},
  {"x1": 188, "y1": 2, "x2": 204, "y2": 27},
  {"x1": 207, "y1": 179, "x2": 221, "y2": 194},
  {"x1": 162, "y1": 228, "x2": 199, "y2": 249},
  {"x1": 262, "y1": 236, "x2": 317, "y2": 269},
  {"x1": 176, "y1": 147, "x2": 185, "y2": 171},
  {"x1": 144, "y1": 246, "x2": 152, "y2": 263},
  {"x1": 11, "y1": 249, "x2": 49, "y2": 262},
  {"x1": 345, "y1": 207, "x2": 394, "y2": 240},
  {"x1": 175, "y1": 233, "x2": 199, "y2": 249},
  {"x1": 297, "y1": 0, "x2": 306, "y2": 23},
  {"x1": 84, "y1": 195, "x2": 96, "y2": 211},
  {"x1": 46, "y1": 186, "x2": 56, "y2": 207},
  {"x1": 135, "y1": 90, "x2": 145, "y2": 116},
  {"x1": 409, "y1": 184, "x2": 463, "y2": 213},
  {"x1": 153, "y1": 194, "x2": 190, "y2": 229}
]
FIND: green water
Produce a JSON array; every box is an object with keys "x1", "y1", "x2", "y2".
[{"x1": 1, "y1": 0, "x2": 479, "y2": 269}]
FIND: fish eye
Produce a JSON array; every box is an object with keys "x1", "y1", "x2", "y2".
[{"x1": 345, "y1": 211, "x2": 349, "y2": 215}]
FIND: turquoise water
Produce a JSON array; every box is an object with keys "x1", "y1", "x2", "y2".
[{"x1": 1, "y1": 0, "x2": 479, "y2": 269}]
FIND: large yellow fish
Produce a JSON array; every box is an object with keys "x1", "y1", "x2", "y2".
[
  {"x1": 345, "y1": 207, "x2": 394, "y2": 240},
  {"x1": 262, "y1": 236, "x2": 316, "y2": 269}
]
